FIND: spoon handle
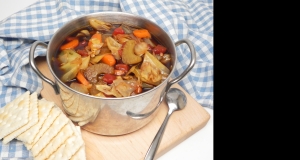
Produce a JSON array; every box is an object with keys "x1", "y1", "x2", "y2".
[{"x1": 144, "y1": 111, "x2": 173, "y2": 160}]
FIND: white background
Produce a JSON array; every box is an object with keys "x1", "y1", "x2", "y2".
[{"x1": 0, "y1": 0, "x2": 213, "y2": 159}]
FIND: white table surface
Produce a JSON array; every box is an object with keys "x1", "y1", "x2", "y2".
[{"x1": 0, "y1": 1, "x2": 213, "y2": 159}]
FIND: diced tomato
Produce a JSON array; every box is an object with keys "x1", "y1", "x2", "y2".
[
  {"x1": 77, "y1": 49, "x2": 89, "y2": 56},
  {"x1": 113, "y1": 27, "x2": 125, "y2": 36},
  {"x1": 134, "y1": 85, "x2": 142, "y2": 94},
  {"x1": 103, "y1": 74, "x2": 116, "y2": 84},
  {"x1": 114, "y1": 69, "x2": 126, "y2": 76},
  {"x1": 152, "y1": 44, "x2": 167, "y2": 54},
  {"x1": 115, "y1": 64, "x2": 129, "y2": 72}
]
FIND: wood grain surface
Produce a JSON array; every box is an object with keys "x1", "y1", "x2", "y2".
[{"x1": 35, "y1": 56, "x2": 210, "y2": 160}]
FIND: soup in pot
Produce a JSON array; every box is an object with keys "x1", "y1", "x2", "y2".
[{"x1": 52, "y1": 18, "x2": 172, "y2": 98}]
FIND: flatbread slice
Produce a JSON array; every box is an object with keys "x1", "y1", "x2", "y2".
[
  {"x1": 31, "y1": 110, "x2": 69, "y2": 157},
  {"x1": 2, "y1": 92, "x2": 38, "y2": 144},
  {"x1": 47, "y1": 133, "x2": 84, "y2": 160},
  {"x1": 70, "y1": 145, "x2": 86, "y2": 160},
  {"x1": 25, "y1": 105, "x2": 61, "y2": 150},
  {"x1": 48, "y1": 120, "x2": 84, "y2": 160},
  {"x1": 70, "y1": 126, "x2": 86, "y2": 160},
  {"x1": 34, "y1": 123, "x2": 73, "y2": 160},
  {"x1": 0, "y1": 91, "x2": 30, "y2": 139},
  {"x1": 17, "y1": 99, "x2": 54, "y2": 144}
]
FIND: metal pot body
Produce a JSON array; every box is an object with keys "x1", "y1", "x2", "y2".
[
  {"x1": 29, "y1": 12, "x2": 195, "y2": 135},
  {"x1": 58, "y1": 78, "x2": 164, "y2": 135}
]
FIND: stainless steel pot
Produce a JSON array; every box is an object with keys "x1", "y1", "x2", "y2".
[{"x1": 29, "y1": 12, "x2": 196, "y2": 135}]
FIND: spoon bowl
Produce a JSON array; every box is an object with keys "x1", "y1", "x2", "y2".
[
  {"x1": 166, "y1": 88, "x2": 187, "y2": 111},
  {"x1": 144, "y1": 88, "x2": 187, "y2": 160}
]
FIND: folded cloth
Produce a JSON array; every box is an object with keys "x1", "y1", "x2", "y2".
[{"x1": 0, "y1": 0, "x2": 213, "y2": 158}]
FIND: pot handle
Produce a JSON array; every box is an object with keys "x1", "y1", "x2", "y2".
[
  {"x1": 166, "y1": 38, "x2": 196, "y2": 90},
  {"x1": 29, "y1": 41, "x2": 60, "y2": 94},
  {"x1": 127, "y1": 39, "x2": 196, "y2": 119}
]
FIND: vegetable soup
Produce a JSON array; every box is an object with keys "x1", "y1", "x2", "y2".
[{"x1": 52, "y1": 18, "x2": 172, "y2": 98}]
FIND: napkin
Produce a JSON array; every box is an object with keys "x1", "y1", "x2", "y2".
[{"x1": 0, "y1": 0, "x2": 213, "y2": 158}]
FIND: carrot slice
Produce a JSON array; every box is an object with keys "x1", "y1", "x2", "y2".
[
  {"x1": 76, "y1": 70, "x2": 90, "y2": 85},
  {"x1": 133, "y1": 29, "x2": 151, "y2": 38},
  {"x1": 60, "y1": 38, "x2": 79, "y2": 50},
  {"x1": 88, "y1": 32, "x2": 102, "y2": 48},
  {"x1": 101, "y1": 54, "x2": 116, "y2": 66}
]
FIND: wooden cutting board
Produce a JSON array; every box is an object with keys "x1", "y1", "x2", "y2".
[{"x1": 35, "y1": 56, "x2": 210, "y2": 160}]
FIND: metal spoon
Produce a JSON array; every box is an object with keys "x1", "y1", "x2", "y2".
[{"x1": 144, "y1": 88, "x2": 187, "y2": 160}]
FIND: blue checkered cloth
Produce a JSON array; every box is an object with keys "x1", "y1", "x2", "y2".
[{"x1": 0, "y1": 0, "x2": 213, "y2": 158}]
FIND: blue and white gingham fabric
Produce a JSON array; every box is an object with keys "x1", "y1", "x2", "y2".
[{"x1": 0, "y1": 0, "x2": 213, "y2": 158}]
